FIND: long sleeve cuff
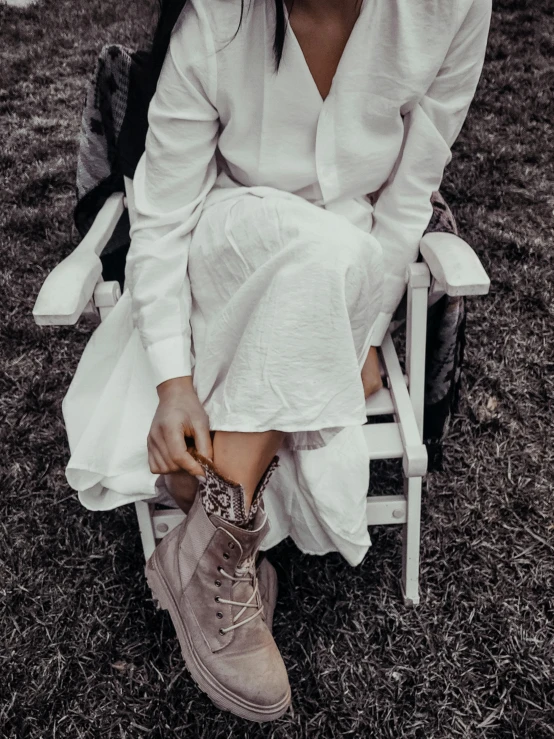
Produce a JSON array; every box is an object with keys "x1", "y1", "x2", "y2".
[{"x1": 145, "y1": 335, "x2": 193, "y2": 387}]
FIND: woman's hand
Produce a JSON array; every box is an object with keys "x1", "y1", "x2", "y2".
[
  {"x1": 361, "y1": 346, "x2": 384, "y2": 399},
  {"x1": 147, "y1": 376, "x2": 212, "y2": 477}
]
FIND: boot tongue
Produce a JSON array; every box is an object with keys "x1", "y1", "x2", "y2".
[
  {"x1": 230, "y1": 555, "x2": 261, "y2": 631},
  {"x1": 212, "y1": 511, "x2": 269, "y2": 630},
  {"x1": 210, "y1": 506, "x2": 269, "y2": 566}
]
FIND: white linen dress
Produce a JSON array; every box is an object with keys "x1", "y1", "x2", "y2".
[{"x1": 63, "y1": 0, "x2": 491, "y2": 565}]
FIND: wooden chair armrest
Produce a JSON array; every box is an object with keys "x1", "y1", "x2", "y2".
[
  {"x1": 380, "y1": 332, "x2": 428, "y2": 478},
  {"x1": 419, "y1": 232, "x2": 490, "y2": 297},
  {"x1": 33, "y1": 193, "x2": 125, "y2": 325}
]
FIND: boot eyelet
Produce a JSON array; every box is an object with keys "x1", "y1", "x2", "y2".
[
  {"x1": 219, "y1": 628, "x2": 225, "y2": 636},
  {"x1": 215, "y1": 596, "x2": 220, "y2": 603},
  {"x1": 216, "y1": 612, "x2": 223, "y2": 619},
  {"x1": 217, "y1": 566, "x2": 223, "y2": 572},
  {"x1": 228, "y1": 542, "x2": 235, "y2": 549},
  {"x1": 223, "y1": 552, "x2": 230, "y2": 560},
  {"x1": 215, "y1": 580, "x2": 221, "y2": 587}
]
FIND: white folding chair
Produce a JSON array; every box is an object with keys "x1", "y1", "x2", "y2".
[{"x1": 33, "y1": 176, "x2": 490, "y2": 605}]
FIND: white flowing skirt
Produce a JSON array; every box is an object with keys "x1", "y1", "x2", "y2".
[{"x1": 63, "y1": 188, "x2": 385, "y2": 566}]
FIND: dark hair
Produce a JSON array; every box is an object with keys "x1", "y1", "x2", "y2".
[{"x1": 148, "y1": 0, "x2": 292, "y2": 97}]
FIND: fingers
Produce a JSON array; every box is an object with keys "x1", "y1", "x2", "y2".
[
  {"x1": 148, "y1": 434, "x2": 179, "y2": 475},
  {"x1": 193, "y1": 419, "x2": 214, "y2": 462},
  {"x1": 147, "y1": 388, "x2": 212, "y2": 477},
  {"x1": 148, "y1": 434, "x2": 204, "y2": 477},
  {"x1": 163, "y1": 423, "x2": 205, "y2": 477}
]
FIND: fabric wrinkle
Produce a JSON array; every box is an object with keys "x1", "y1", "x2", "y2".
[{"x1": 62, "y1": 0, "x2": 492, "y2": 563}]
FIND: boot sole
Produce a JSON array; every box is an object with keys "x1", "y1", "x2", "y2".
[{"x1": 145, "y1": 550, "x2": 291, "y2": 722}]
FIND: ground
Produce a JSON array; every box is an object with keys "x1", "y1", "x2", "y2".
[{"x1": 1, "y1": 0, "x2": 553, "y2": 736}]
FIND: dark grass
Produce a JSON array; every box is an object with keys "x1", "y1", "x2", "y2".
[{"x1": 1, "y1": 0, "x2": 554, "y2": 736}]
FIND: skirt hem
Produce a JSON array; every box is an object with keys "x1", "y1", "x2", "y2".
[
  {"x1": 205, "y1": 415, "x2": 368, "y2": 435},
  {"x1": 75, "y1": 483, "x2": 372, "y2": 567},
  {"x1": 261, "y1": 533, "x2": 372, "y2": 568}
]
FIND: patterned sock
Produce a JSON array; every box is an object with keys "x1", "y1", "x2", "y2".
[{"x1": 189, "y1": 449, "x2": 279, "y2": 529}]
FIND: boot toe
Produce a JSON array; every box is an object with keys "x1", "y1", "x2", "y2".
[
  {"x1": 240, "y1": 652, "x2": 290, "y2": 710},
  {"x1": 207, "y1": 645, "x2": 291, "y2": 715}
]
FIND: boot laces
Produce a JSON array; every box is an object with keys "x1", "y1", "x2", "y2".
[{"x1": 217, "y1": 554, "x2": 263, "y2": 634}]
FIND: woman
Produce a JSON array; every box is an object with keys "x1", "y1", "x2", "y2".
[{"x1": 63, "y1": 0, "x2": 491, "y2": 722}]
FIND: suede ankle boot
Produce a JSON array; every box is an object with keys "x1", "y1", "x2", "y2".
[
  {"x1": 145, "y1": 457, "x2": 290, "y2": 722},
  {"x1": 154, "y1": 471, "x2": 278, "y2": 633}
]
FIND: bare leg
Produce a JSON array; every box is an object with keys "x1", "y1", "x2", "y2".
[
  {"x1": 361, "y1": 345, "x2": 384, "y2": 398},
  {"x1": 165, "y1": 429, "x2": 284, "y2": 514},
  {"x1": 213, "y1": 430, "x2": 286, "y2": 512}
]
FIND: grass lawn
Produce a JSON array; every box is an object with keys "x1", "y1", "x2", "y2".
[{"x1": 1, "y1": 0, "x2": 554, "y2": 736}]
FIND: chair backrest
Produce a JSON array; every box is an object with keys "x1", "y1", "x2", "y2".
[{"x1": 74, "y1": 45, "x2": 151, "y2": 253}]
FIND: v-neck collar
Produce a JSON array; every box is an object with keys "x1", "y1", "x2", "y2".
[{"x1": 283, "y1": 0, "x2": 369, "y2": 106}]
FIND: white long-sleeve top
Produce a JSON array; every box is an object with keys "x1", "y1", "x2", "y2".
[{"x1": 126, "y1": 0, "x2": 492, "y2": 387}]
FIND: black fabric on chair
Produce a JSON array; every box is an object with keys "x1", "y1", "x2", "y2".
[{"x1": 74, "y1": 45, "x2": 150, "y2": 271}]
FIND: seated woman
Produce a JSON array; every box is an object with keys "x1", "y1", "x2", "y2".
[{"x1": 63, "y1": 0, "x2": 491, "y2": 722}]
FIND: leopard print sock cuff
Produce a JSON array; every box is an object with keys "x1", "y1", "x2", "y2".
[{"x1": 189, "y1": 449, "x2": 280, "y2": 528}]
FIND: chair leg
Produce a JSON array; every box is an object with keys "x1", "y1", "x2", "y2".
[
  {"x1": 401, "y1": 475, "x2": 422, "y2": 606},
  {"x1": 135, "y1": 501, "x2": 156, "y2": 562}
]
